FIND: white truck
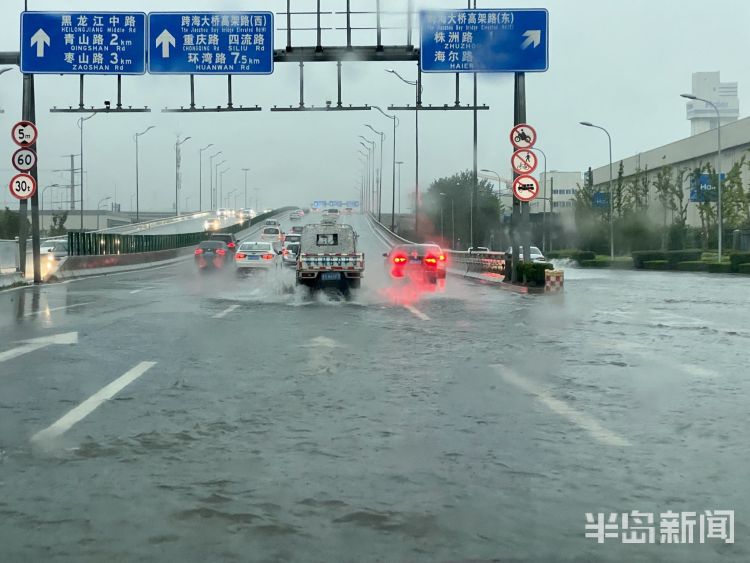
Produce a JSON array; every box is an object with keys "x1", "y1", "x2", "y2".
[{"x1": 296, "y1": 223, "x2": 364, "y2": 294}]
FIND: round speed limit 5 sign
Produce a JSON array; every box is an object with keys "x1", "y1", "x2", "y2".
[{"x1": 9, "y1": 173, "x2": 37, "y2": 200}]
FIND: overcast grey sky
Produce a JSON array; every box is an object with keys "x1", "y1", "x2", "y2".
[{"x1": 1, "y1": 0, "x2": 748, "y2": 212}]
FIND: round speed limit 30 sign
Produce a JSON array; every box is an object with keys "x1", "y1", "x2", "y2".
[{"x1": 9, "y1": 173, "x2": 37, "y2": 200}]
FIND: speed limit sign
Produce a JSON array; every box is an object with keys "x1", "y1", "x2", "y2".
[
  {"x1": 12, "y1": 147, "x2": 37, "y2": 172},
  {"x1": 9, "y1": 173, "x2": 37, "y2": 200},
  {"x1": 11, "y1": 121, "x2": 38, "y2": 147}
]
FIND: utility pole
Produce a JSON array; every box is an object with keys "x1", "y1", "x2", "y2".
[
  {"x1": 242, "y1": 168, "x2": 250, "y2": 208},
  {"x1": 175, "y1": 136, "x2": 191, "y2": 216},
  {"x1": 22, "y1": 71, "x2": 41, "y2": 282}
]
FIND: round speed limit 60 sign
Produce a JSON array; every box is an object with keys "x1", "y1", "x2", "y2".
[
  {"x1": 12, "y1": 147, "x2": 37, "y2": 172},
  {"x1": 9, "y1": 173, "x2": 37, "y2": 200}
]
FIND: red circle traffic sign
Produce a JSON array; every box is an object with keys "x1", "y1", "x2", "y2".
[
  {"x1": 511, "y1": 149, "x2": 538, "y2": 175},
  {"x1": 512, "y1": 174, "x2": 540, "y2": 202},
  {"x1": 12, "y1": 147, "x2": 37, "y2": 172},
  {"x1": 11, "y1": 121, "x2": 38, "y2": 147},
  {"x1": 9, "y1": 173, "x2": 37, "y2": 200},
  {"x1": 510, "y1": 123, "x2": 537, "y2": 150}
]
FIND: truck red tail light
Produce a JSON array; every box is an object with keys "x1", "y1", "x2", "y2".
[
  {"x1": 439, "y1": 254, "x2": 446, "y2": 261},
  {"x1": 194, "y1": 248, "x2": 204, "y2": 255}
]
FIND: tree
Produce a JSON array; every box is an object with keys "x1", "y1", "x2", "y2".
[
  {"x1": 425, "y1": 170, "x2": 502, "y2": 249},
  {"x1": 0, "y1": 207, "x2": 31, "y2": 240},
  {"x1": 614, "y1": 160, "x2": 625, "y2": 217},
  {"x1": 722, "y1": 156, "x2": 748, "y2": 229},
  {"x1": 653, "y1": 166, "x2": 674, "y2": 227},
  {"x1": 48, "y1": 211, "x2": 69, "y2": 237}
]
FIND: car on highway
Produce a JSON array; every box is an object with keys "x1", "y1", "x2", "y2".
[
  {"x1": 290, "y1": 210, "x2": 303, "y2": 220},
  {"x1": 42, "y1": 239, "x2": 68, "y2": 267},
  {"x1": 207, "y1": 233, "x2": 238, "y2": 253},
  {"x1": 506, "y1": 245, "x2": 546, "y2": 262},
  {"x1": 264, "y1": 219, "x2": 281, "y2": 228},
  {"x1": 343, "y1": 207, "x2": 353, "y2": 215},
  {"x1": 194, "y1": 241, "x2": 230, "y2": 272},
  {"x1": 260, "y1": 226, "x2": 283, "y2": 245},
  {"x1": 281, "y1": 242, "x2": 300, "y2": 268},
  {"x1": 321, "y1": 208, "x2": 340, "y2": 224},
  {"x1": 238, "y1": 208, "x2": 256, "y2": 220},
  {"x1": 290, "y1": 225, "x2": 304, "y2": 234},
  {"x1": 467, "y1": 246, "x2": 490, "y2": 253},
  {"x1": 384, "y1": 243, "x2": 446, "y2": 285},
  {"x1": 282, "y1": 233, "x2": 301, "y2": 246},
  {"x1": 234, "y1": 241, "x2": 280, "y2": 274},
  {"x1": 203, "y1": 218, "x2": 221, "y2": 231},
  {"x1": 216, "y1": 208, "x2": 231, "y2": 217}
]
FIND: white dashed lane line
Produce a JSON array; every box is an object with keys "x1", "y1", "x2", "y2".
[{"x1": 212, "y1": 304, "x2": 240, "y2": 319}]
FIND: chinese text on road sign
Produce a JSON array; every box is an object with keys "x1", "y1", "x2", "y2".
[
  {"x1": 420, "y1": 9, "x2": 548, "y2": 73},
  {"x1": 20, "y1": 12, "x2": 146, "y2": 74},
  {"x1": 148, "y1": 12, "x2": 274, "y2": 74}
]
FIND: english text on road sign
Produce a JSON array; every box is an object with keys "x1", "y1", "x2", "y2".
[
  {"x1": 510, "y1": 123, "x2": 537, "y2": 149},
  {"x1": 511, "y1": 149, "x2": 538, "y2": 175},
  {"x1": 420, "y1": 9, "x2": 548, "y2": 73},
  {"x1": 12, "y1": 148, "x2": 37, "y2": 173},
  {"x1": 11, "y1": 121, "x2": 38, "y2": 147},
  {"x1": 148, "y1": 12, "x2": 274, "y2": 75},
  {"x1": 513, "y1": 174, "x2": 539, "y2": 202},
  {"x1": 9, "y1": 173, "x2": 37, "y2": 200},
  {"x1": 20, "y1": 12, "x2": 147, "y2": 74}
]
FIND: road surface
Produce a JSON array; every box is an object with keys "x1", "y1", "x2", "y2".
[{"x1": 1, "y1": 212, "x2": 747, "y2": 562}]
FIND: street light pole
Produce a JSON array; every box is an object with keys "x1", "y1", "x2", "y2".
[
  {"x1": 580, "y1": 121, "x2": 615, "y2": 260},
  {"x1": 681, "y1": 93, "x2": 723, "y2": 261},
  {"x1": 395, "y1": 161, "x2": 404, "y2": 216},
  {"x1": 532, "y1": 147, "x2": 548, "y2": 252},
  {"x1": 209, "y1": 150, "x2": 222, "y2": 210},
  {"x1": 175, "y1": 136, "x2": 191, "y2": 216},
  {"x1": 198, "y1": 143, "x2": 213, "y2": 212},
  {"x1": 364, "y1": 124, "x2": 385, "y2": 222},
  {"x1": 96, "y1": 196, "x2": 111, "y2": 230},
  {"x1": 359, "y1": 137, "x2": 376, "y2": 214},
  {"x1": 214, "y1": 160, "x2": 226, "y2": 208},
  {"x1": 372, "y1": 106, "x2": 399, "y2": 232},
  {"x1": 134, "y1": 125, "x2": 155, "y2": 223},
  {"x1": 241, "y1": 168, "x2": 250, "y2": 209},
  {"x1": 219, "y1": 168, "x2": 230, "y2": 207},
  {"x1": 77, "y1": 113, "x2": 96, "y2": 230}
]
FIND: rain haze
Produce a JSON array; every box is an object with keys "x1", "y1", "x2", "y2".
[{"x1": 1, "y1": 0, "x2": 749, "y2": 211}]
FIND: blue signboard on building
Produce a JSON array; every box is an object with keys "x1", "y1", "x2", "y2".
[
  {"x1": 20, "y1": 11, "x2": 146, "y2": 74},
  {"x1": 690, "y1": 173, "x2": 723, "y2": 203},
  {"x1": 420, "y1": 9, "x2": 548, "y2": 73},
  {"x1": 592, "y1": 192, "x2": 609, "y2": 208},
  {"x1": 148, "y1": 12, "x2": 274, "y2": 75},
  {"x1": 312, "y1": 200, "x2": 360, "y2": 209}
]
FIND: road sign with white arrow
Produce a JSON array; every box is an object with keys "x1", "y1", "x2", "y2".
[
  {"x1": 20, "y1": 12, "x2": 146, "y2": 74},
  {"x1": 148, "y1": 12, "x2": 274, "y2": 75},
  {"x1": 420, "y1": 9, "x2": 548, "y2": 73}
]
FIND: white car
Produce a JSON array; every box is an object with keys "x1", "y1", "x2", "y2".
[
  {"x1": 216, "y1": 208, "x2": 231, "y2": 217},
  {"x1": 204, "y1": 218, "x2": 221, "y2": 231},
  {"x1": 506, "y1": 246, "x2": 546, "y2": 262},
  {"x1": 260, "y1": 226, "x2": 283, "y2": 244},
  {"x1": 235, "y1": 241, "x2": 280, "y2": 273}
]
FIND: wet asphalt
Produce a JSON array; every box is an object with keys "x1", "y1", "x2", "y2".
[{"x1": 0, "y1": 213, "x2": 748, "y2": 562}]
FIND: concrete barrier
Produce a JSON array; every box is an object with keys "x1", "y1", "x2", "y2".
[{"x1": 0, "y1": 239, "x2": 19, "y2": 274}]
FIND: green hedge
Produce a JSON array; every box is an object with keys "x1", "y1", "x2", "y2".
[
  {"x1": 665, "y1": 249, "x2": 703, "y2": 266},
  {"x1": 730, "y1": 252, "x2": 750, "y2": 273},
  {"x1": 707, "y1": 262, "x2": 732, "y2": 274},
  {"x1": 572, "y1": 250, "x2": 596, "y2": 263},
  {"x1": 581, "y1": 259, "x2": 611, "y2": 268},
  {"x1": 632, "y1": 251, "x2": 667, "y2": 269},
  {"x1": 643, "y1": 260, "x2": 669, "y2": 270},
  {"x1": 517, "y1": 261, "x2": 554, "y2": 285},
  {"x1": 674, "y1": 261, "x2": 709, "y2": 272},
  {"x1": 738, "y1": 263, "x2": 750, "y2": 274}
]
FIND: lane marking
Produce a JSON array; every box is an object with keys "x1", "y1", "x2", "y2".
[
  {"x1": 129, "y1": 287, "x2": 155, "y2": 294},
  {"x1": 492, "y1": 365, "x2": 631, "y2": 447},
  {"x1": 404, "y1": 304, "x2": 430, "y2": 321},
  {"x1": 0, "y1": 332, "x2": 78, "y2": 364},
  {"x1": 31, "y1": 361, "x2": 157, "y2": 442},
  {"x1": 212, "y1": 304, "x2": 240, "y2": 319},
  {"x1": 24, "y1": 301, "x2": 94, "y2": 317}
]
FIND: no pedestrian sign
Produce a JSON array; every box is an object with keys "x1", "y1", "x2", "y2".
[{"x1": 511, "y1": 149, "x2": 537, "y2": 175}]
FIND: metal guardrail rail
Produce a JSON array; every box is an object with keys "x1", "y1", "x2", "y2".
[
  {"x1": 98, "y1": 211, "x2": 211, "y2": 234},
  {"x1": 67, "y1": 208, "x2": 295, "y2": 257}
]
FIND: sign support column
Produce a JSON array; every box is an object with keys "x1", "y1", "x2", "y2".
[
  {"x1": 511, "y1": 73, "x2": 525, "y2": 283},
  {"x1": 25, "y1": 74, "x2": 41, "y2": 283}
]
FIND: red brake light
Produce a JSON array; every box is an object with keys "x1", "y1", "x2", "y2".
[
  {"x1": 194, "y1": 248, "x2": 204, "y2": 255},
  {"x1": 393, "y1": 255, "x2": 407, "y2": 264},
  {"x1": 216, "y1": 248, "x2": 226, "y2": 256},
  {"x1": 236, "y1": 252, "x2": 246, "y2": 259},
  {"x1": 424, "y1": 256, "x2": 438, "y2": 265},
  {"x1": 262, "y1": 253, "x2": 274, "y2": 260},
  {"x1": 227, "y1": 242, "x2": 236, "y2": 248},
  {"x1": 439, "y1": 254, "x2": 446, "y2": 261}
]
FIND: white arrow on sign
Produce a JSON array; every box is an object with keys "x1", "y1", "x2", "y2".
[
  {"x1": 156, "y1": 29, "x2": 176, "y2": 58},
  {"x1": 30, "y1": 28, "x2": 51, "y2": 57},
  {"x1": 521, "y1": 30, "x2": 541, "y2": 50},
  {"x1": 0, "y1": 331, "x2": 78, "y2": 364}
]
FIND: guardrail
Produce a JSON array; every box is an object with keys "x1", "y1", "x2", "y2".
[
  {"x1": 67, "y1": 207, "x2": 295, "y2": 257},
  {"x1": 366, "y1": 213, "x2": 507, "y2": 274},
  {"x1": 97, "y1": 211, "x2": 211, "y2": 234}
]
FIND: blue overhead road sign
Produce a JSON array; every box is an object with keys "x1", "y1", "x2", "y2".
[
  {"x1": 20, "y1": 11, "x2": 146, "y2": 74},
  {"x1": 148, "y1": 12, "x2": 274, "y2": 75},
  {"x1": 420, "y1": 9, "x2": 548, "y2": 73}
]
